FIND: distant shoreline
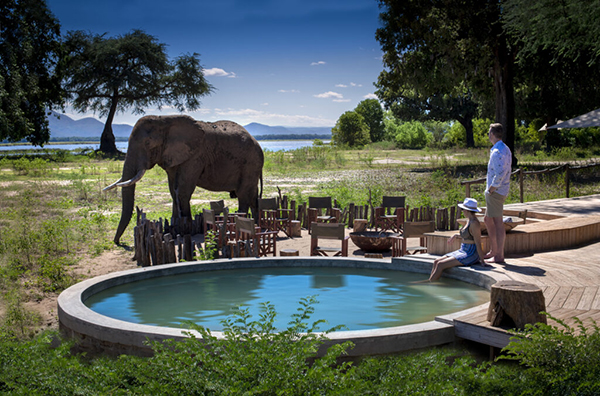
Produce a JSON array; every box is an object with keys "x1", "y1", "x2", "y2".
[{"x1": 0, "y1": 134, "x2": 332, "y2": 146}]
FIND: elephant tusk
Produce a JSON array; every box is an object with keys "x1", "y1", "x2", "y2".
[
  {"x1": 103, "y1": 179, "x2": 122, "y2": 191},
  {"x1": 116, "y1": 169, "x2": 146, "y2": 188}
]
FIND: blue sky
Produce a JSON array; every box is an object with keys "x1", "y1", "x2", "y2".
[{"x1": 46, "y1": 0, "x2": 384, "y2": 127}]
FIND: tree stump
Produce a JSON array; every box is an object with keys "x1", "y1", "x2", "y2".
[
  {"x1": 487, "y1": 280, "x2": 547, "y2": 329},
  {"x1": 290, "y1": 220, "x2": 302, "y2": 237}
]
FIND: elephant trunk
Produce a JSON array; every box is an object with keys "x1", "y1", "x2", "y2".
[
  {"x1": 114, "y1": 184, "x2": 135, "y2": 244},
  {"x1": 110, "y1": 167, "x2": 146, "y2": 244}
]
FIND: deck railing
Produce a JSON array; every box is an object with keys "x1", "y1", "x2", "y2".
[{"x1": 461, "y1": 162, "x2": 600, "y2": 202}]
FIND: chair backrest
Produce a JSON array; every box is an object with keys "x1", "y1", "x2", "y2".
[
  {"x1": 236, "y1": 216, "x2": 256, "y2": 236},
  {"x1": 311, "y1": 222, "x2": 345, "y2": 240},
  {"x1": 309, "y1": 196, "x2": 332, "y2": 209},
  {"x1": 403, "y1": 220, "x2": 435, "y2": 238},
  {"x1": 203, "y1": 209, "x2": 215, "y2": 224},
  {"x1": 258, "y1": 197, "x2": 278, "y2": 211},
  {"x1": 210, "y1": 200, "x2": 225, "y2": 215},
  {"x1": 382, "y1": 196, "x2": 405, "y2": 208}
]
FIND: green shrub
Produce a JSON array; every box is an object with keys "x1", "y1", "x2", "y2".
[
  {"x1": 394, "y1": 121, "x2": 432, "y2": 149},
  {"x1": 499, "y1": 314, "x2": 600, "y2": 395},
  {"x1": 148, "y1": 297, "x2": 355, "y2": 394}
]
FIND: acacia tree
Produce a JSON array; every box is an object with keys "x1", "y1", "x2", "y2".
[
  {"x1": 63, "y1": 29, "x2": 213, "y2": 155},
  {"x1": 0, "y1": 0, "x2": 64, "y2": 146}
]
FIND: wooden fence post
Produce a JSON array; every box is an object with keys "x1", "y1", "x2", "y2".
[
  {"x1": 518, "y1": 168, "x2": 524, "y2": 203},
  {"x1": 565, "y1": 164, "x2": 570, "y2": 198}
]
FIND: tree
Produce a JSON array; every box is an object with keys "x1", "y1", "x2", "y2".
[
  {"x1": 505, "y1": 0, "x2": 600, "y2": 133},
  {"x1": 354, "y1": 99, "x2": 385, "y2": 142},
  {"x1": 376, "y1": 0, "x2": 517, "y2": 157},
  {"x1": 63, "y1": 30, "x2": 213, "y2": 155},
  {"x1": 504, "y1": 0, "x2": 600, "y2": 66},
  {"x1": 0, "y1": 0, "x2": 64, "y2": 146},
  {"x1": 332, "y1": 111, "x2": 370, "y2": 148}
]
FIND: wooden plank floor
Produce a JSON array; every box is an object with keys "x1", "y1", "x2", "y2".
[{"x1": 450, "y1": 194, "x2": 600, "y2": 348}]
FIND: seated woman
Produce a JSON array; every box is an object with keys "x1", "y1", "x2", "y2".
[{"x1": 428, "y1": 198, "x2": 485, "y2": 282}]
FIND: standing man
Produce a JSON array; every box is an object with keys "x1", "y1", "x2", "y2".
[{"x1": 484, "y1": 123, "x2": 512, "y2": 264}]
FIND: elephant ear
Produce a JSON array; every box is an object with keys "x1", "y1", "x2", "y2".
[{"x1": 160, "y1": 120, "x2": 205, "y2": 168}]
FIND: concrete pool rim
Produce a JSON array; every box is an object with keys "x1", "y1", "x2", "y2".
[{"x1": 58, "y1": 256, "x2": 509, "y2": 357}]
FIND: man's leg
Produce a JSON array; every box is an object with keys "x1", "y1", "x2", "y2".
[
  {"x1": 492, "y1": 216, "x2": 506, "y2": 263},
  {"x1": 484, "y1": 215, "x2": 497, "y2": 259}
]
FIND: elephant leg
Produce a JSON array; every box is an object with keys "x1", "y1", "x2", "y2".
[
  {"x1": 236, "y1": 180, "x2": 260, "y2": 219},
  {"x1": 167, "y1": 169, "x2": 196, "y2": 219}
]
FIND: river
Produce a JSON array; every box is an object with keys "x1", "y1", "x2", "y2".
[{"x1": 0, "y1": 139, "x2": 329, "y2": 154}]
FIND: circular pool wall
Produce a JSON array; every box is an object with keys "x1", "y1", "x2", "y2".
[{"x1": 58, "y1": 257, "x2": 496, "y2": 357}]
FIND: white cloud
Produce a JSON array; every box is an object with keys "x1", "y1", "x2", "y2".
[
  {"x1": 363, "y1": 93, "x2": 378, "y2": 99},
  {"x1": 314, "y1": 91, "x2": 344, "y2": 99},
  {"x1": 350, "y1": 82, "x2": 362, "y2": 87},
  {"x1": 333, "y1": 99, "x2": 351, "y2": 103},
  {"x1": 204, "y1": 68, "x2": 237, "y2": 78},
  {"x1": 310, "y1": 61, "x2": 326, "y2": 66},
  {"x1": 335, "y1": 84, "x2": 348, "y2": 88},
  {"x1": 278, "y1": 89, "x2": 300, "y2": 93}
]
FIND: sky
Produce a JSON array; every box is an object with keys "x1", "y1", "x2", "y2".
[{"x1": 46, "y1": 0, "x2": 385, "y2": 127}]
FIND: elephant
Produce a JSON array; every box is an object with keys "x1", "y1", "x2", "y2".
[{"x1": 104, "y1": 115, "x2": 264, "y2": 244}]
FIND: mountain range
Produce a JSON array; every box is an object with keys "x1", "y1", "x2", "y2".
[{"x1": 47, "y1": 112, "x2": 332, "y2": 139}]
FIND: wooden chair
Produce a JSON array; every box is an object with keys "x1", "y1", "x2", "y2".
[
  {"x1": 310, "y1": 222, "x2": 349, "y2": 257},
  {"x1": 235, "y1": 216, "x2": 277, "y2": 257},
  {"x1": 307, "y1": 197, "x2": 341, "y2": 233},
  {"x1": 210, "y1": 200, "x2": 225, "y2": 215},
  {"x1": 393, "y1": 220, "x2": 435, "y2": 257},
  {"x1": 374, "y1": 196, "x2": 406, "y2": 234},
  {"x1": 258, "y1": 197, "x2": 293, "y2": 238}
]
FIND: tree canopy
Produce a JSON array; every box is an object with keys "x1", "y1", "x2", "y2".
[
  {"x1": 332, "y1": 111, "x2": 370, "y2": 148},
  {"x1": 0, "y1": 0, "x2": 64, "y2": 146},
  {"x1": 355, "y1": 99, "x2": 385, "y2": 143},
  {"x1": 63, "y1": 29, "x2": 213, "y2": 154}
]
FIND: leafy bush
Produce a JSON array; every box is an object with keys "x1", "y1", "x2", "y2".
[
  {"x1": 148, "y1": 297, "x2": 355, "y2": 394},
  {"x1": 394, "y1": 121, "x2": 432, "y2": 149},
  {"x1": 499, "y1": 314, "x2": 600, "y2": 395}
]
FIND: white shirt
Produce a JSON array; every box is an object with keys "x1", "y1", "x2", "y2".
[{"x1": 486, "y1": 140, "x2": 511, "y2": 196}]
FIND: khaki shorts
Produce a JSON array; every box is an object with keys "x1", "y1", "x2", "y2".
[{"x1": 485, "y1": 191, "x2": 506, "y2": 218}]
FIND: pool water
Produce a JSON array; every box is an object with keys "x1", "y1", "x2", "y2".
[{"x1": 85, "y1": 267, "x2": 489, "y2": 331}]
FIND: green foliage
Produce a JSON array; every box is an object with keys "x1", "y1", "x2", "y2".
[
  {"x1": 0, "y1": 0, "x2": 64, "y2": 145},
  {"x1": 11, "y1": 157, "x2": 51, "y2": 176},
  {"x1": 197, "y1": 230, "x2": 217, "y2": 260},
  {"x1": 332, "y1": 111, "x2": 371, "y2": 148},
  {"x1": 0, "y1": 289, "x2": 39, "y2": 339},
  {"x1": 149, "y1": 297, "x2": 355, "y2": 394},
  {"x1": 355, "y1": 98, "x2": 385, "y2": 142},
  {"x1": 499, "y1": 314, "x2": 600, "y2": 395},
  {"x1": 394, "y1": 120, "x2": 432, "y2": 149}
]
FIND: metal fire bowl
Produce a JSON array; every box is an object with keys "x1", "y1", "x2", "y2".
[{"x1": 350, "y1": 231, "x2": 399, "y2": 252}]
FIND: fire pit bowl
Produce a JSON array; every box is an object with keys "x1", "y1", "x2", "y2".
[{"x1": 350, "y1": 231, "x2": 399, "y2": 252}]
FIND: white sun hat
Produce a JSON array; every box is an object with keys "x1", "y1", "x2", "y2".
[{"x1": 458, "y1": 197, "x2": 482, "y2": 213}]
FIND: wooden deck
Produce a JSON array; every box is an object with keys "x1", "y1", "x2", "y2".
[{"x1": 437, "y1": 194, "x2": 600, "y2": 348}]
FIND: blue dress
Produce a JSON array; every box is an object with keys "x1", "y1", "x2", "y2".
[{"x1": 446, "y1": 221, "x2": 480, "y2": 266}]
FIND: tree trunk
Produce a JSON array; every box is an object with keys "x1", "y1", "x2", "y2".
[
  {"x1": 99, "y1": 94, "x2": 119, "y2": 155},
  {"x1": 457, "y1": 116, "x2": 474, "y2": 148},
  {"x1": 493, "y1": 40, "x2": 517, "y2": 166}
]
